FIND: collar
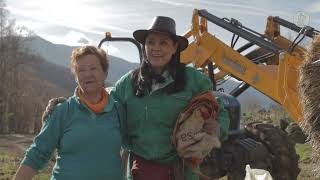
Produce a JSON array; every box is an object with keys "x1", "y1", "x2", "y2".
[
  {"x1": 150, "y1": 71, "x2": 174, "y2": 94},
  {"x1": 73, "y1": 87, "x2": 115, "y2": 113}
]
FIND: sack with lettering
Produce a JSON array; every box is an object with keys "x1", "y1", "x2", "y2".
[{"x1": 172, "y1": 91, "x2": 221, "y2": 171}]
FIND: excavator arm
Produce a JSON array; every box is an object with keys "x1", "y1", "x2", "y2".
[{"x1": 181, "y1": 9, "x2": 319, "y2": 123}]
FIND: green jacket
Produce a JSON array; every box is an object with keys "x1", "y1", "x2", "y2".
[
  {"x1": 111, "y1": 66, "x2": 230, "y2": 179},
  {"x1": 22, "y1": 89, "x2": 124, "y2": 180}
]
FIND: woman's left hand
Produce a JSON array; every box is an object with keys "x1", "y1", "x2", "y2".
[{"x1": 42, "y1": 97, "x2": 67, "y2": 122}]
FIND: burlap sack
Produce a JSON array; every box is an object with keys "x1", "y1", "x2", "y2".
[{"x1": 172, "y1": 91, "x2": 221, "y2": 170}]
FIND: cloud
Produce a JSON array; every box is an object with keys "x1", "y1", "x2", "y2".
[
  {"x1": 150, "y1": 0, "x2": 193, "y2": 7},
  {"x1": 77, "y1": 38, "x2": 89, "y2": 44},
  {"x1": 305, "y1": 1, "x2": 320, "y2": 13},
  {"x1": 6, "y1": 2, "x2": 133, "y2": 36},
  {"x1": 92, "y1": 25, "x2": 132, "y2": 34},
  {"x1": 101, "y1": 44, "x2": 120, "y2": 54},
  {"x1": 194, "y1": 0, "x2": 291, "y2": 17},
  {"x1": 149, "y1": 0, "x2": 291, "y2": 18},
  {"x1": 6, "y1": 5, "x2": 133, "y2": 47},
  {"x1": 32, "y1": 29, "x2": 94, "y2": 46},
  {"x1": 65, "y1": 31, "x2": 91, "y2": 45}
]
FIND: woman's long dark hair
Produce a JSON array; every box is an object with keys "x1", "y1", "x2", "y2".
[{"x1": 132, "y1": 41, "x2": 186, "y2": 97}]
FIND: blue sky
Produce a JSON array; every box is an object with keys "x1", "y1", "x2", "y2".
[{"x1": 6, "y1": 0, "x2": 320, "y2": 63}]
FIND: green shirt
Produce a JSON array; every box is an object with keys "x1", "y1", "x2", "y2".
[
  {"x1": 111, "y1": 66, "x2": 229, "y2": 179},
  {"x1": 21, "y1": 90, "x2": 124, "y2": 180}
]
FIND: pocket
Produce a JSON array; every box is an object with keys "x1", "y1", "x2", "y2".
[
  {"x1": 168, "y1": 91, "x2": 192, "y2": 110},
  {"x1": 170, "y1": 94, "x2": 190, "y2": 101},
  {"x1": 169, "y1": 91, "x2": 192, "y2": 102}
]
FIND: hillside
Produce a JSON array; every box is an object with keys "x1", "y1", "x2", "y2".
[
  {"x1": 23, "y1": 36, "x2": 139, "y2": 84},
  {"x1": 1, "y1": 53, "x2": 73, "y2": 134},
  {"x1": 29, "y1": 56, "x2": 76, "y2": 93}
]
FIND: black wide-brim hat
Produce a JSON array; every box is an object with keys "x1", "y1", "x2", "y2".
[{"x1": 133, "y1": 16, "x2": 189, "y2": 51}]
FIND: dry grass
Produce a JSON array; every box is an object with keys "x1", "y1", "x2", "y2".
[{"x1": 298, "y1": 34, "x2": 320, "y2": 175}]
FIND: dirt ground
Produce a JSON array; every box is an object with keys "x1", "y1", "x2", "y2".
[
  {"x1": 0, "y1": 134, "x2": 34, "y2": 156},
  {"x1": 0, "y1": 134, "x2": 317, "y2": 180}
]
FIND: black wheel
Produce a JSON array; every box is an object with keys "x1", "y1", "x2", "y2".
[{"x1": 244, "y1": 122, "x2": 300, "y2": 180}]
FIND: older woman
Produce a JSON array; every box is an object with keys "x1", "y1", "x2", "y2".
[
  {"x1": 14, "y1": 46, "x2": 124, "y2": 180},
  {"x1": 111, "y1": 16, "x2": 229, "y2": 180}
]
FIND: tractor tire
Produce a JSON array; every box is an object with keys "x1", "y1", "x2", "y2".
[{"x1": 244, "y1": 122, "x2": 300, "y2": 180}]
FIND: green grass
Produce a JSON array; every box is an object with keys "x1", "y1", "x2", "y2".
[
  {"x1": 295, "y1": 143, "x2": 312, "y2": 161},
  {"x1": 0, "y1": 152, "x2": 19, "y2": 180},
  {"x1": 0, "y1": 152, "x2": 51, "y2": 180},
  {"x1": 0, "y1": 143, "x2": 312, "y2": 180},
  {"x1": 295, "y1": 143, "x2": 316, "y2": 179}
]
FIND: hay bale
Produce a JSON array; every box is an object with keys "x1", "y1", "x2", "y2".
[{"x1": 298, "y1": 33, "x2": 320, "y2": 169}]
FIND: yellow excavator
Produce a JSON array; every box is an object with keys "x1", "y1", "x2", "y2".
[
  {"x1": 181, "y1": 9, "x2": 314, "y2": 122},
  {"x1": 98, "y1": 9, "x2": 320, "y2": 180}
]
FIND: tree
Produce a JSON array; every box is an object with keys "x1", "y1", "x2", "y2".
[
  {"x1": 0, "y1": 0, "x2": 26, "y2": 133},
  {"x1": 0, "y1": 0, "x2": 69, "y2": 134}
]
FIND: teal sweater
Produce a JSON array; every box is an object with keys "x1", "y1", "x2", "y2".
[{"x1": 21, "y1": 90, "x2": 124, "y2": 180}]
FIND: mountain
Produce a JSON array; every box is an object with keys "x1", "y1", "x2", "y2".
[
  {"x1": 28, "y1": 55, "x2": 76, "y2": 93},
  {"x1": 217, "y1": 79, "x2": 277, "y2": 113},
  {"x1": 22, "y1": 35, "x2": 276, "y2": 112},
  {"x1": 23, "y1": 36, "x2": 139, "y2": 84}
]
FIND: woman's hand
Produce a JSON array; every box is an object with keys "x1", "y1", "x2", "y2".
[
  {"x1": 42, "y1": 97, "x2": 67, "y2": 123},
  {"x1": 13, "y1": 165, "x2": 37, "y2": 180}
]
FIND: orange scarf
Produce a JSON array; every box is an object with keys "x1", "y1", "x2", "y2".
[{"x1": 77, "y1": 88, "x2": 109, "y2": 113}]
